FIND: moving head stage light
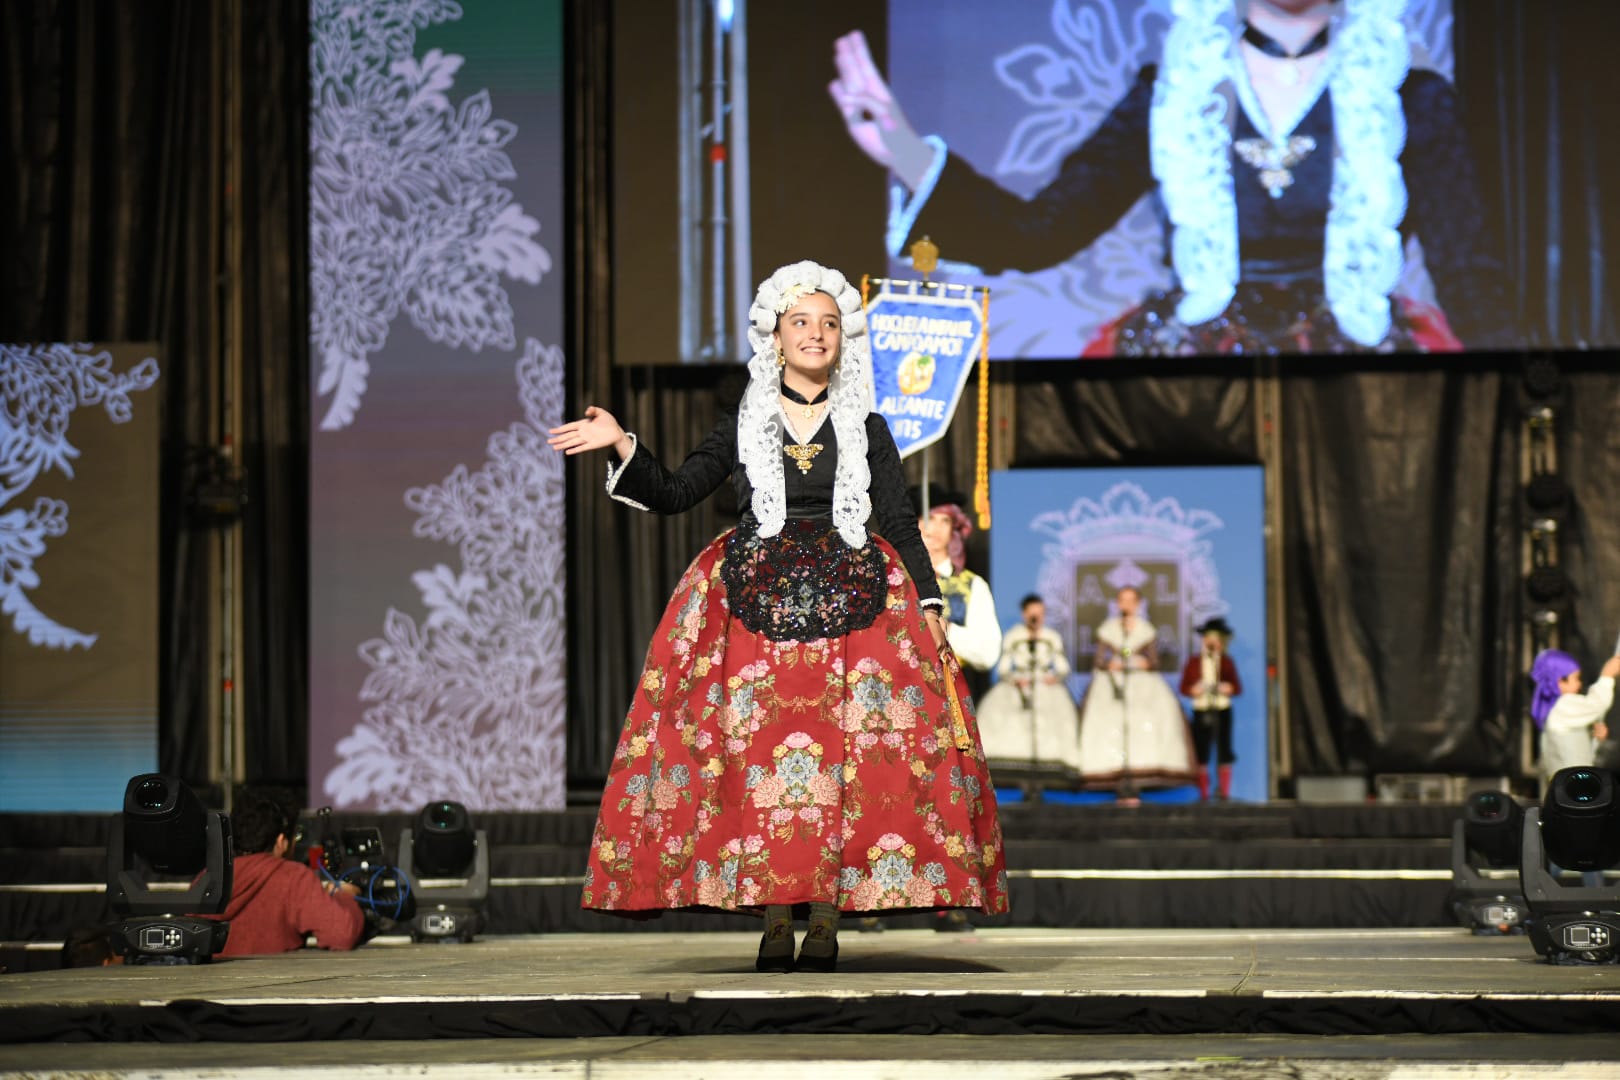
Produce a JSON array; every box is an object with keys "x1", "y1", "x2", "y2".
[
  {"x1": 398, "y1": 801, "x2": 488, "y2": 943},
  {"x1": 1449, "y1": 790, "x2": 1528, "y2": 934},
  {"x1": 1519, "y1": 767, "x2": 1620, "y2": 964},
  {"x1": 106, "y1": 774, "x2": 233, "y2": 963}
]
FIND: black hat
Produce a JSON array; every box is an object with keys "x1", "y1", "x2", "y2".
[{"x1": 1194, "y1": 616, "x2": 1234, "y2": 637}]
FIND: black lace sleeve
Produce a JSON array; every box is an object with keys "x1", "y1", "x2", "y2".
[
  {"x1": 1399, "y1": 71, "x2": 1515, "y2": 349},
  {"x1": 605, "y1": 411, "x2": 737, "y2": 514},
  {"x1": 906, "y1": 66, "x2": 1158, "y2": 275},
  {"x1": 864, "y1": 414, "x2": 942, "y2": 607}
]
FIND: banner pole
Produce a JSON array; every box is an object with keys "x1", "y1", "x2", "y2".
[{"x1": 921, "y1": 448, "x2": 931, "y2": 518}]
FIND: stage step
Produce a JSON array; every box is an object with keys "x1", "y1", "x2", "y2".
[{"x1": 0, "y1": 803, "x2": 1472, "y2": 940}]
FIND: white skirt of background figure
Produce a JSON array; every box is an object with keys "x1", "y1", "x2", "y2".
[
  {"x1": 1075, "y1": 617, "x2": 1197, "y2": 789},
  {"x1": 977, "y1": 624, "x2": 1082, "y2": 778}
]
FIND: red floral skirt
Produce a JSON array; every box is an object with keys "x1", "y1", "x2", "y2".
[{"x1": 582, "y1": 526, "x2": 1009, "y2": 918}]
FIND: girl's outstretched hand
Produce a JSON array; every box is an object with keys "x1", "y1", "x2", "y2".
[{"x1": 548, "y1": 406, "x2": 631, "y2": 458}]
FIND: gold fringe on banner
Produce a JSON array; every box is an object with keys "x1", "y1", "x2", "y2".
[{"x1": 973, "y1": 287, "x2": 991, "y2": 530}]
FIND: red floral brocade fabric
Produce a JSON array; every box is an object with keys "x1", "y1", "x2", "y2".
[{"x1": 582, "y1": 530, "x2": 1009, "y2": 916}]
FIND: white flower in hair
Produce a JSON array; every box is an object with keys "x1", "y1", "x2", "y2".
[{"x1": 772, "y1": 281, "x2": 819, "y2": 315}]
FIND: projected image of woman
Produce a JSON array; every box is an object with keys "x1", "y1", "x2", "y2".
[
  {"x1": 549, "y1": 261, "x2": 1008, "y2": 973},
  {"x1": 829, "y1": 0, "x2": 1510, "y2": 356}
]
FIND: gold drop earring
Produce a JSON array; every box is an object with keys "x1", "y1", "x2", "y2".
[{"x1": 776, "y1": 344, "x2": 786, "y2": 368}]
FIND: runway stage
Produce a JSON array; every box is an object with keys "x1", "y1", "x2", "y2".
[{"x1": 4, "y1": 928, "x2": 1618, "y2": 1050}]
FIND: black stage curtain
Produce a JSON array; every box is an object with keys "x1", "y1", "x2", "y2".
[
  {"x1": 1456, "y1": 0, "x2": 1620, "y2": 348},
  {"x1": 0, "y1": 0, "x2": 309, "y2": 786}
]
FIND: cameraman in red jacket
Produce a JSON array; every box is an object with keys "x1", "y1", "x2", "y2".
[{"x1": 215, "y1": 794, "x2": 365, "y2": 957}]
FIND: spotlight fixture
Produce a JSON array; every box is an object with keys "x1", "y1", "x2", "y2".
[
  {"x1": 1518, "y1": 768, "x2": 1620, "y2": 964},
  {"x1": 1524, "y1": 474, "x2": 1570, "y2": 514},
  {"x1": 106, "y1": 775, "x2": 233, "y2": 964},
  {"x1": 1526, "y1": 567, "x2": 1570, "y2": 604},
  {"x1": 1449, "y1": 791, "x2": 1528, "y2": 934},
  {"x1": 1542, "y1": 768, "x2": 1620, "y2": 872},
  {"x1": 1522, "y1": 356, "x2": 1563, "y2": 400},
  {"x1": 397, "y1": 801, "x2": 488, "y2": 943}
]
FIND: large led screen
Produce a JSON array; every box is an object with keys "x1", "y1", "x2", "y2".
[{"x1": 616, "y1": 0, "x2": 1607, "y2": 363}]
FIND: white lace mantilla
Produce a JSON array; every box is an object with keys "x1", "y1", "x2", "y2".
[
  {"x1": 1152, "y1": 0, "x2": 1412, "y2": 345},
  {"x1": 741, "y1": 262, "x2": 874, "y2": 549}
]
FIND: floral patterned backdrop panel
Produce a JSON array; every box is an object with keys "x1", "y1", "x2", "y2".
[
  {"x1": 0, "y1": 344, "x2": 161, "y2": 810},
  {"x1": 307, "y1": 0, "x2": 567, "y2": 811}
]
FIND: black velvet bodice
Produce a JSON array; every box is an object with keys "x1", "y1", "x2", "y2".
[
  {"x1": 1230, "y1": 88, "x2": 1334, "y2": 283},
  {"x1": 735, "y1": 416, "x2": 839, "y2": 526},
  {"x1": 607, "y1": 409, "x2": 942, "y2": 606}
]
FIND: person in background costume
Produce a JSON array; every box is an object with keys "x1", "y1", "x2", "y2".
[
  {"x1": 1180, "y1": 616, "x2": 1243, "y2": 801},
  {"x1": 1529, "y1": 648, "x2": 1618, "y2": 888},
  {"x1": 1531, "y1": 649, "x2": 1616, "y2": 783},
  {"x1": 1074, "y1": 586, "x2": 1197, "y2": 800},
  {"x1": 549, "y1": 260, "x2": 1008, "y2": 973},
  {"x1": 919, "y1": 502, "x2": 1002, "y2": 677},
  {"x1": 976, "y1": 593, "x2": 1083, "y2": 787}
]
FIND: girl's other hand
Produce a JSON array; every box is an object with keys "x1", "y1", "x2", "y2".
[{"x1": 548, "y1": 406, "x2": 632, "y2": 458}]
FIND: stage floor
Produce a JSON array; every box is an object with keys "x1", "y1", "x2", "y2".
[
  {"x1": 4, "y1": 927, "x2": 1619, "y2": 1055},
  {"x1": 3, "y1": 1032, "x2": 1620, "y2": 1079}
]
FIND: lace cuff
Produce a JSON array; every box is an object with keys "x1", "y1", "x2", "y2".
[
  {"x1": 604, "y1": 433, "x2": 650, "y2": 511},
  {"x1": 920, "y1": 596, "x2": 945, "y2": 611}
]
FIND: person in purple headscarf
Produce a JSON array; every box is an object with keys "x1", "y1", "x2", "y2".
[{"x1": 1530, "y1": 649, "x2": 1619, "y2": 785}]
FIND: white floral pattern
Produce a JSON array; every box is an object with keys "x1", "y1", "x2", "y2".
[
  {"x1": 1028, "y1": 482, "x2": 1228, "y2": 663},
  {"x1": 309, "y1": 0, "x2": 551, "y2": 431},
  {"x1": 988, "y1": 0, "x2": 1174, "y2": 355},
  {"x1": 323, "y1": 339, "x2": 567, "y2": 810},
  {"x1": 0, "y1": 344, "x2": 159, "y2": 650}
]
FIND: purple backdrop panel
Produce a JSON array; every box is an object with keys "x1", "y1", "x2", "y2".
[
  {"x1": 0, "y1": 344, "x2": 161, "y2": 810},
  {"x1": 308, "y1": 1, "x2": 567, "y2": 811}
]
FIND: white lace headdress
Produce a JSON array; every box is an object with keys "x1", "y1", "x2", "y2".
[
  {"x1": 1153, "y1": 0, "x2": 1412, "y2": 346},
  {"x1": 739, "y1": 260, "x2": 875, "y2": 548}
]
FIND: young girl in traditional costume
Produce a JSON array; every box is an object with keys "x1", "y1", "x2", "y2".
[{"x1": 549, "y1": 261, "x2": 1007, "y2": 972}]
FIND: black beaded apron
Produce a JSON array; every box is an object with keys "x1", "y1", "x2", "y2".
[{"x1": 721, "y1": 519, "x2": 888, "y2": 641}]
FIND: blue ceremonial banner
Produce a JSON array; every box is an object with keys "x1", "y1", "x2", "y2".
[{"x1": 867, "y1": 283, "x2": 986, "y2": 458}]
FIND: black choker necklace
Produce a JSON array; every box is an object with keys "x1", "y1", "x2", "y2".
[
  {"x1": 780, "y1": 381, "x2": 829, "y2": 419},
  {"x1": 1242, "y1": 21, "x2": 1330, "y2": 86}
]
